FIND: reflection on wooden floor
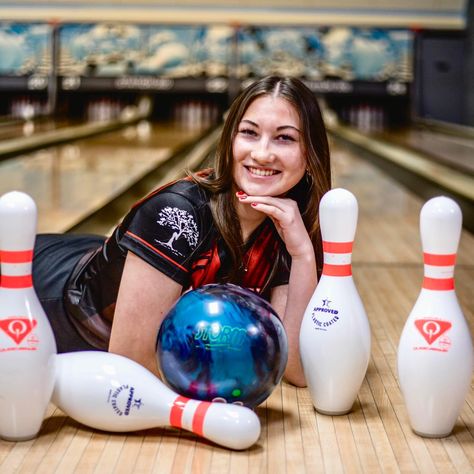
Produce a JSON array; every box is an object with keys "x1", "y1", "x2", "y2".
[
  {"x1": 0, "y1": 137, "x2": 473, "y2": 473},
  {"x1": 0, "y1": 122, "x2": 203, "y2": 233},
  {"x1": 382, "y1": 127, "x2": 474, "y2": 175}
]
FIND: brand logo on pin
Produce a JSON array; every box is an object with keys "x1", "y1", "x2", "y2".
[
  {"x1": 311, "y1": 298, "x2": 340, "y2": 330},
  {"x1": 0, "y1": 317, "x2": 37, "y2": 345},
  {"x1": 109, "y1": 384, "x2": 143, "y2": 416},
  {"x1": 414, "y1": 318, "x2": 452, "y2": 345}
]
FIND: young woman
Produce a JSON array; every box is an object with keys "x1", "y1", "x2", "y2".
[{"x1": 32, "y1": 76, "x2": 331, "y2": 387}]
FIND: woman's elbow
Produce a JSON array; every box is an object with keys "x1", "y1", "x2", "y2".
[{"x1": 284, "y1": 372, "x2": 307, "y2": 388}]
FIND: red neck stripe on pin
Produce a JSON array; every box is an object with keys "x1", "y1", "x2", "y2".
[
  {"x1": 423, "y1": 253, "x2": 456, "y2": 266},
  {"x1": 0, "y1": 274, "x2": 33, "y2": 288},
  {"x1": 0, "y1": 250, "x2": 33, "y2": 263},
  {"x1": 322, "y1": 263, "x2": 352, "y2": 277},
  {"x1": 423, "y1": 277, "x2": 454, "y2": 291},
  {"x1": 170, "y1": 395, "x2": 188, "y2": 428},
  {"x1": 192, "y1": 400, "x2": 210, "y2": 436},
  {"x1": 323, "y1": 241, "x2": 353, "y2": 253},
  {"x1": 169, "y1": 395, "x2": 210, "y2": 436}
]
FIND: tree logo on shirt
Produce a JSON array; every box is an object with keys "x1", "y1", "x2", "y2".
[{"x1": 155, "y1": 206, "x2": 198, "y2": 256}]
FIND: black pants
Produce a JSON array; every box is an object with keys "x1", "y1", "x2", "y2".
[{"x1": 32, "y1": 234, "x2": 105, "y2": 353}]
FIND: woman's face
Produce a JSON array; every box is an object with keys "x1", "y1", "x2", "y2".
[{"x1": 232, "y1": 95, "x2": 306, "y2": 197}]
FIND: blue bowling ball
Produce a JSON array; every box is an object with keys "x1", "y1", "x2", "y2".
[{"x1": 156, "y1": 283, "x2": 288, "y2": 408}]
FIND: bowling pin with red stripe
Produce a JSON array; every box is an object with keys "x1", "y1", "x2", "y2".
[
  {"x1": 0, "y1": 191, "x2": 57, "y2": 441},
  {"x1": 397, "y1": 196, "x2": 473, "y2": 437},
  {"x1": 53, "y1": 351, "x2": 260, "y2": 450},
  {"x1": 299, "y1": 188, "x2": 371, "y2": 415}
]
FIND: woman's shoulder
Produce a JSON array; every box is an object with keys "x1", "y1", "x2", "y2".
[
  {"x1": 167, "y1": 176, "x2": 207, "y2": 196},
  {"x1": 135, "y1": 174, "x2": 211, "y2": 210}
]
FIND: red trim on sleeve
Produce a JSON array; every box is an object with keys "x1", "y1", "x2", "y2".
[{"x1": 125, "y1": 231, "x2": 188, "y2": 273}]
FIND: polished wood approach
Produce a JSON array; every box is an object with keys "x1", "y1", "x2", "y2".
[
  {"x1": 380, "y1": 127, "x2": 474, "y2": 175},
  {"x1": 0, "y1": 122, "x2": 205, "y2": 233},
  {"x1": 0, "y1": 137, "x2": 473, "y2": 473}
]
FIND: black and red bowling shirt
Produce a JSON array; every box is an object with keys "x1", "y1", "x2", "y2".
[{"x1": 65, "y1": 178, "x2": 290, "y2": 349}]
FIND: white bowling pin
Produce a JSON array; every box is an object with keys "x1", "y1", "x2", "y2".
[
  {"x1": 397, "y1": 196, "x2": 473, "y2": 437},
  {"x1": 299, "y1": 188, "x2": 371, "y2": 415},
  {"x1": 0, "y1": 191, "x2": 57, "y2": 441},
  {"x1": 53, "y1": 351, "x2": 261, "y2": 450}
]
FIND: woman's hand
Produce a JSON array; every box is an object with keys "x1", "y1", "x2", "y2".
[{"x1": 236, "y1": 192, "x2": 312, "y2": 258}]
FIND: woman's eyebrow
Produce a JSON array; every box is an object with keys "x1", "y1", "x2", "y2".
[
  {"x1": 239, "y1": 119, "x2": 300, "y2": 133},
  {"x1": 239, "y1": 119, "x2": 258, "y2": 127},
  {"x1": 277, "y1": 125, "x2": 301, "y2": 132}
]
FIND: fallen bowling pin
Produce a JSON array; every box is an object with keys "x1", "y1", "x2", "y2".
[
  {"x1": 52, "y1": 351, "x2": 261, "y2": 450},
  {"x1": 0, "y1": 191, "x2": 57, "y2": 441},
  {"x1": 397, "y1": 196, "x2": 473, "y2": 437},
  {"x1": 299, "y1": 188, "x2": 371, "y2": 415}
]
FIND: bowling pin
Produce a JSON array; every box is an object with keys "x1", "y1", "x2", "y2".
[
  {"x1": 53, "y1": 351, "x2": 261, "y2": 450},
  {"x1": 299, "y1": 188, "x2": 371, "y2": 415},
  {"x1": 397, "y1": 196, "x2": 473, "y2": 437},
  {"x1": 0, "y1": 191, "x2": 57, "y2": 441}
]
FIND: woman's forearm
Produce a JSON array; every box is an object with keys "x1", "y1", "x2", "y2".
[{"x1": 279, "y1": 250, "x2": 317, "y2": 387}]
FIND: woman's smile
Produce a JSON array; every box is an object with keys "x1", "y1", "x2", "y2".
[{"x1": 245, "y1": 166, "x2": 281, "y2": 177}]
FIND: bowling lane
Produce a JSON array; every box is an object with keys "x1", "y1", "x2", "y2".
[
  {"x1": 0, "y1": 121, "x2": 206, "y2": 233},
  {"x1": 0, "y1": 117, "x2": 76, "y2": 142},
  {"x1": 327, "y1": 118, "x2": 474, "y2": 235},
  {"x1": 379, "y1": 125, "x2": 474, "y2": 175},
  {"x1": 331, "y1": 137, "x2": 474, "y2": 266}
]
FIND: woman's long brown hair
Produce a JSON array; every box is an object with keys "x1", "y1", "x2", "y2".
[{"x1": 192, "y1": 76, "x2": 331, "y2": 293}]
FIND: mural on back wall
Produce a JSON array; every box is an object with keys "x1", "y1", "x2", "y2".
[
  {"x1": 237, "y1": 26, "x2": 413, "y2": 82},
  {"x1": 59, "y1": 23, "x2": 412, "y2": 82},
  {"x1": 0, "y1": 23, "x2": 51, "y2": 75},
  {"x1": 0, "y1": 22, "x2": 412, "y2": 83},
  {"x1": 59, "y1": 23, "x2": 233, "y2": 78}
]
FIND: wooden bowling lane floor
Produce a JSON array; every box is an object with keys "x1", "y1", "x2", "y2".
[
  {"x1": 0, "y1": 118, "x2": 75, "y2": 142},
  {"x1": 0, "y1": 138, "x2": 473, "y2": 473},
  {"x1": 379, "y1": 126, "x2": 474, "y2": 175},
  {"x1": 0, "y1": 122, "x2": 203, "y2": 233}
]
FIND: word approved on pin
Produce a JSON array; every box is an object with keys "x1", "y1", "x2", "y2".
[
  {"x1": 53, "y1": 351, "x2": 261, "y2": 450},
  {"x1": 398, "y1": 196, "x2": 473, "y2": 438},
  {"x1": 0, "y1": 191, "x2": 57, "y2": 441},
  {"x1": 299, "y1": 188, "x2": 371, "y2": 415}
]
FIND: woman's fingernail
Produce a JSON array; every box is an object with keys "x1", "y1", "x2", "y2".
[
  {"x1": 236, "y1": 191, "x2": 247, "y2": 199},
  {"x1": 251, "y1": 202, "x2": 258, "y2": 207}
]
